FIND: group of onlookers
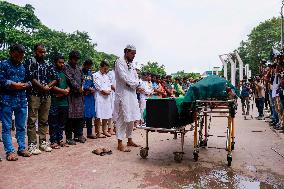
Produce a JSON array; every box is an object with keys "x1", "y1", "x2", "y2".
[{"x1": 240, "y1": 58, "x2": 284, "y2": 133}]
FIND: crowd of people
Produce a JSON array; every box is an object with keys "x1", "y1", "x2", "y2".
[
  {"x1": 0, "y1": 44, "x2": 193, "y2": 161},
  {"x1": 240, "y1": 55, "x2": 284, "y2": 133}
]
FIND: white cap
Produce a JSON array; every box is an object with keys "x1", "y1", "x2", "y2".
[{"x1": 125, "y1": 44, "x2": 136, "y2": 51}]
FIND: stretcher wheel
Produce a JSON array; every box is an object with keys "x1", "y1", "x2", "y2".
[
  {"x1": 173, "y1": 152, "x2": 183, "y2": 163},
  {"x1": 227, "y1": 155, "x2": 232, "y2": 166},
  {"x1": 193, "y1": 152, "x2": 198, "y2": 161},
  {"x1": 140, "y1": 148, "x2": 148, "y2": 159}
]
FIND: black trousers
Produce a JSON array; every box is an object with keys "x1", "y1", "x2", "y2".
[
  {"x1": 66, "y1": 118, "x2": 84, "y2": 139},
  {"x1": 85, "y1": 118, "x2": 93, "y2": 136}
]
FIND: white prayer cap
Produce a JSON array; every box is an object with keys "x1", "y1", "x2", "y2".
[{"x1": 125, "y1": 44, "x2": 136, "y2": 51}]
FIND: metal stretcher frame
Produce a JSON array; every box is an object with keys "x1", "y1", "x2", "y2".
[
  {"x1": 193, "y1": 99, "x2": 236, "y2": 166},
  {"x1": 137, "y1": 124, "x2": 190, "y2": 163}
]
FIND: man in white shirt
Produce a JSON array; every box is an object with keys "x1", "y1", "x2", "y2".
[
  {"x1": 113, "y1": 45, "x2": 145, "y2": 152},
  {"x1": 93, "y1": 60, "x2": 113, "y2": 138}
]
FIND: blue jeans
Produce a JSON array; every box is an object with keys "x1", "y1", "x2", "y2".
[
  {"x1": 48, "y1": 105, "x2": 68, "y2": 143},
  {"x1": 1, "y1": 104, "x2": 27, "y2": 154}
]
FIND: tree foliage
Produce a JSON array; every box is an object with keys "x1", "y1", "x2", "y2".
[
  {"x1": 173, "y1": 70, "x2": 200, "y2": 79},
  {"x1": 237, "y1": 17, "x2": 281, "y2": 75},
  {"x1": 0, "y1": 1, "x2": 118, "y2": 70},
  {"x1": 140, "y1": 61, "x2": 166, "y2": 76}
]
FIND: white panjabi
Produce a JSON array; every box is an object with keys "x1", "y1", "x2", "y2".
[
  {"x1": 113, "y1": 57, "x2": 141, "y2": 139},
  {"x1": 93, "y1": 71, "x2": 113, "y2": 119}
]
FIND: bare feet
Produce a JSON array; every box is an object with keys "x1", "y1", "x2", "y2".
[
  {"x1": 108, "y1": 128, "x2": 116, "y2": 135},
  {"x1": 103, "y1": 131, "x2": 112, "y2": 137},
  {"x1": 127, "y1": 142, "x2": 141, "y2": 147},
  {"x1": 117, "y1": 145, "x2": 131, "y2": 152},
  {"x1": 96, "y1": 133, "x2": 106, "y2": 138}
]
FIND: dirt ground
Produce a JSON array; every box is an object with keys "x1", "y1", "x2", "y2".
[{"x1": 0, "y1": 102, "x2": 284, "y2": 189}]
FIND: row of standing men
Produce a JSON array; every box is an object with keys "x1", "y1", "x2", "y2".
[{"x1": 0, "y1": 44, "x2": 143, "y2": 161}]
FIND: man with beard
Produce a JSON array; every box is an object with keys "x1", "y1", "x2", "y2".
[
  {"x1": 0, "y1": 44, "x2": 32, "y2": 161},
  {"x1": 25, "y1": 44, "x2": 59, "y2": 154},
  {"x1": 113, "y1": 45, "x2": 145, "y2": 152},
  {"x1": 64, "y1": 50, "x2": 86, "y2": 145},
  {"x1": 48, "y1": 54, "x2": 70, "y2": 149}
]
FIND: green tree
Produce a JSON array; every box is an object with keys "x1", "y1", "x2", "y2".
[
  {"x1": 237, "y1": 17, "x2": 281, "y2": 75},
  {"x1": 0, "y1": 1, "x2": 118, "y2": 68},
  {"x1": 173, "y1": 70, "x2": 200, "y2": 79},
  {"x1": 140, "y1": 61, "x2": 166, "y2": 76}
]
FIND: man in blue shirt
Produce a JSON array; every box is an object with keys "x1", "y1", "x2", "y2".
[{"x1": 0, "y1": 44, "x2": 32, "y2": 161}]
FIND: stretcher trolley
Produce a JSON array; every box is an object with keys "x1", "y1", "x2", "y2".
[
  {"x1": 192, "y1": 99, "x2": 237, "y2": 166},
  {"x1": 138, "y1": 125, "x2": 189, "y2": 163},
  {"x1": 138, "y1": 98, "x2": 193, "y2": 163}
]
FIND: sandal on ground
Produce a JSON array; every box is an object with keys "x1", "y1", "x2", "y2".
[
  {"x1": 102, "y1": 148, "x2": 113, "y2": 155},
  {"x1": 6, "y1": 152, "x2": 18, "y2": 161},
  {"x1": 17, "y1": 150, "x2": 32, "y2": 157},
  {"x1": 87, "y1": 135, "x2": 97, "y2": 139},
  {"x1": 58, "y1": 141, "x2": 68, "y2": 147},
  {"x1": 96, "y1": 134, "x2": 106, "y2": 138},
  {"x1": 92, "y1": 148, "x2": 105, "y2": 156},
  {"x1": 50, "y1": 143, "x2": 60, "y2": 149}
]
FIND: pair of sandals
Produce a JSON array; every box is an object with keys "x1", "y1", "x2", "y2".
[{"x1": 92, "y1": 148, "x2": 113, "y2": 156}]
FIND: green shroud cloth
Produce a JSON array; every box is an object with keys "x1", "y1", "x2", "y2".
[{"x1": 183, "y1": 75, "x2": 240, "y2": 103}]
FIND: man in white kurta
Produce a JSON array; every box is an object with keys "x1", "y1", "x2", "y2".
[
  {"x1": 93, "y1": 60, "x2": 113, "y2": 137},
  {"x1": 106, "y1": 70, "x2": 116, "y2": 135},
  {"x1": 113, "y1": 45, "x2": 145, "y2": 152}
]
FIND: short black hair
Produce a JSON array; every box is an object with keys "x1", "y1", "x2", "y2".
[
  {"x1": 84, "y1": 59, "x2": 93, "y2": 66},
  {"x1": 69, "y1": 50, "x2": 81, "y2": 59},
  {"x1": 53, "y1": 54, "x2": 64, "y2": 63},
  {"x1": 166, "y1": 75, "x2": 172, "y2": 78},
  {"x1": 34, "y1": 43, "x2": 45, "y2": 52},
  {"x1": 100, "y1": 60, "x2": 109, "y2": 67},
  {"x1": 10, "y1": 44, "x2": 25, "y2": 53}
]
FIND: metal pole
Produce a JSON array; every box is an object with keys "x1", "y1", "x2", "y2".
[
  {"x1": 219, "y1": 55, "x2": 228, "y2": 79},
  {"x1": 281, "y1": 1, "x2": 284, "y2": 49}
]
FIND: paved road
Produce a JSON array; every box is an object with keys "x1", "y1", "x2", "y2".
[{"x1": 0, "y1": 102, "x2": 284, "y2": 189}]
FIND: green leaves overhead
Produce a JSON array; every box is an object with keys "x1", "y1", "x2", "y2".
[
  {"x1": 237, "y1": 17, "x2": 281, "y2": 75},
  {"x1": 140, "y1": 61, "x2": 166, "y2": 76},
  {"x1": 0, "y1": 1, "x2": 117, "y2": 70}
]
